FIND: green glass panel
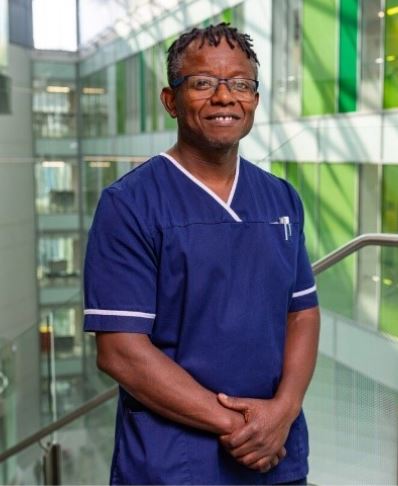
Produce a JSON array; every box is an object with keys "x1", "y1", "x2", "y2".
[
  {"x1": 338, "y1": 0, "x2": 359, "y2": 112},
  {"x1": 151, "y1": 46, "x2": 158, "y2": 131},
  {"x1": 317, "y1": 163, "x2": 358, "y2": 318},
  {"x1": 285, "y1": 163, "x2": 319, "y2": 262},
  {"x1": 384, "y1": 0, "x2": 398, "y2": 108},
  {"x1": 116, "y1": 60, "x2": 126, "y2": 134},
  {"x1": 139, "y1": 51, "x2": 146, "y2": 132},
  {"x1": 271, "y1": 161, "x2": 286, "y2": 179},
  {"x1": 302, "y1": 0, "x2": 338, "y2": 115},
  {"x1": 222, "y1": 8, "x2": 233, "y2": 24},
  {"x1": 380, "y1": 166, "x2": 398, "y2": 336}
]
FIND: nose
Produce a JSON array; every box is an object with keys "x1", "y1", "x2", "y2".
[{"x1": 210, "y1": 81, "x2": 235, "y2": 105}]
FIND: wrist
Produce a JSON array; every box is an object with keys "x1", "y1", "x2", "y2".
[
  {"x1": 273, "y1": 392, "x2": 302, "y2": 423},
  {"x1": 219, "y1": 409, "x2": 245, "y2": 435}
]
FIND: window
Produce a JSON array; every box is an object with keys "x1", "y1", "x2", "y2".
[{"x1": 0, "y1": 73, "x2": 11, "y2": 113}]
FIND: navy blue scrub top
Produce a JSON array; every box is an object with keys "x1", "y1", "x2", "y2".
[{"x1": 84, "y1": 153, "x2": 318, "y2": 485}]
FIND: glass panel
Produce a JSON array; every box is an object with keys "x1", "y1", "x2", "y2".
[
  {"x1": 0, "y1": 0, "x2": 8, "y2": 69},
  {"x1": 358, "y1": 0, "x2": 384, "y2": 111},
  {"x1": 384, "y1": 0, "x2": 398, "y2": 108},
  {"x1": 338, "y1": 0, "x2": 359, "y2": 112},
  {"x1": 302, "y1": 0, "x2": 338, "y2": 115},
  {"x1": 37, "y1": 234, "x2": 81, "y2": 288},
  {"x1": 317, "y1": 163, "x2": 358, "y2": 318},
  {"x1": 116, "y1": 60, "x2": 126, "y2": 134},
  {"x1": 271, "y1": 0, "x2": 302, "y2": 120},
  {"x1": 82, "y1": 160, "x2": 118, "y2": 217},
  {"x1": 286, "y1": 162, "x2": 319, "y2": 262},
  {"x1": 81, "y1": 68, "x2": 108, "y2": 137},
  {"x1": 306, "y1": 349, "x2": 398, "y2": 484},
  {"x1": 35, "y1": 159, "x2": 79, "y2": 214},
  {"x1": 0, "y1": 396, "x2": 117, "y2": 485},
  {"x1": 0, "y1": 73, "x2": 11, "y2": 114},
  {"x1": 380, "y1": 165, "x2": 398, "y2": 337},
  {"x1": 270, "y1": 161, "x2": 286, "y2": 178},
  {"x1": 32, "y1": 62, "x2": 77, "y2": 138},
  {"x1": 125, "y1": 54, "x2": 141, "y2": 134}
]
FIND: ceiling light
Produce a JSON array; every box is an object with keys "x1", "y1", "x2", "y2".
[
  {"x1": 42, "y1": 161, "x2": 66, "y2": 168},
  {"x1": 375, "y1": 57, "x2": 384, "y2": 64},
  {"x1": 89, "y1": 161, "x2": 111, "y2": 168},
  {"x1": 82, "y1": 87, "x2": 106, "y2": 95},
  {"x1": 378, "y1": 10, "x2": 385, "y2": 18},
  {"x1": 46, "y1": 86, "x2": 71, "y2": 93}
]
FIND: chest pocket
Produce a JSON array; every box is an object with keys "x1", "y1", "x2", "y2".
[{"x1": 268, "y1": 217, "x2": 299, "y2": 244}]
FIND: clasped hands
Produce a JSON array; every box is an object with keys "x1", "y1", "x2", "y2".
[{"x1": 217, "y1": 393, "x2": 295, "y2": 473}]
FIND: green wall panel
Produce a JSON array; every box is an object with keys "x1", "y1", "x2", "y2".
[
  {"x1": 271, "y1": 161, "x2": 286, "y2": 179},
  {"x1": 139, "y1": 51, "x2": 146, "y2": 132},
  {"x1": 338, "y1": 0, "x2": 359, "y2": 112},
  {"x1": 380, "y1": 166, "x2": 398, "y2": 337},
  {"x1": 286, "y1": 163, "x2": 319, "y2": 263},
  {"x1": 384, "y1": 0, "x2": 398, "y2": 108},
  {"x1": 116, "y1": 60, "x2": 126, "y2": 134},
  {"x1": 317, "y1": 164, "x2": 358, "y2": 318},
  {"x1": 302, "y1": 0, "x2": 338, "y2": 115}
]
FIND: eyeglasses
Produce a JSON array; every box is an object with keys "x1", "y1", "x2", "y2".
[{"x1": 170, "y1": 75, "x2": 259, "y2": 101}]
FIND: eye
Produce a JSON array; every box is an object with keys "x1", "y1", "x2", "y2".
[
  {"x1": 190, "y1": 77, "x2": 214, "y2": 90},
  {"x1": 231, "y1": 79, "x2": 251, "y2": 92}
]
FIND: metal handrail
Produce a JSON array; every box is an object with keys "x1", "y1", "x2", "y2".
[
  {"x1": 312, "y1": 233, "x2": 398, "y2": 275},
  {"x1": 1, "y1": 232, "x2": 398, "y2": 464}
]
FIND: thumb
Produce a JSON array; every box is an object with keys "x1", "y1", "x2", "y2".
[{"x1": 217, "y1": 393, "x2": 249, "y2": 413}]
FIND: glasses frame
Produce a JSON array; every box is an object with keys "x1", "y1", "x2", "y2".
[{"x1": 170, "y1": 75, "x2": 259, "y2": 98}]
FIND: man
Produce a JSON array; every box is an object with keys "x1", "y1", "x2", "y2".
[{"x1": 84, "y1": 23, "x2": 320, "y2": 485}]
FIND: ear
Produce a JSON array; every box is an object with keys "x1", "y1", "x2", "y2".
[
  {"x1": 254, "y1": 91, "x2": 260, "y2": 109},
  {"x1": 160, "y1": 87, "x2": 177, "y2": 118}
]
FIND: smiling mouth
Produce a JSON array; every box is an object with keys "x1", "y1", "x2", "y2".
[{"x1": 205, "y1": 114, "x2": 240, "y2": 121}]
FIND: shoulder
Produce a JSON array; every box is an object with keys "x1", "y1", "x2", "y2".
[
  {"x1": 94, "y1": 155, "x2": 166, "y2": 233},
  {"x1": 241, "y1": 157, "x2": 304, "y2": 220}
]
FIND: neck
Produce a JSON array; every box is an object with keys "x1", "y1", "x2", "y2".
[{"x1": 168, "y1": 139, "x2": 239, "y2": 182}]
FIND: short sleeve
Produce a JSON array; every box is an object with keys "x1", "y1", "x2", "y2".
[
  {"x1": 84, "y1": 186, "x2": 157, "y2": 333},
  {"x1": 288, "y1": 189, "x2": 318, "y2": 313}
]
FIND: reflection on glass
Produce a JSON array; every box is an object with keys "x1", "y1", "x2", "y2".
[
  {"x1": 359, "y1": 0, "x2": 384, "y2": 111},
  {"x1": 35, "y1": 160, "x2": 78, "y2": 214},
  {"x1": 83, "y1": 160, "x2": 117, "y2": 216},
  {"x1": 380, "y1": 165, "x2": 398, "y2": 337},
  {"x1": 33, "y1": 79, "x2": 76, "y2": 138},
  {"x1": 81, "y1": 68, "x2": 108, "y2": 137},
  {"x1": 37, "y1": 234, "x2": 80, "y2": 286},
  {"x1": 272, "y1": 0, "x2": 301, "y2": 120}
]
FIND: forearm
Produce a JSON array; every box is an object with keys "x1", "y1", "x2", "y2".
[
  {"x1": 275, "y1": 306, "x2": 320, "y2": 420},
  {"x1": 96, "y1": 332, "x2": 244, "y2": 434}
]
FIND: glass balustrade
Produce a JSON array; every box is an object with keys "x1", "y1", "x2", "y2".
[{"x1": 306, "y1": 247, "x2": 398, "y2": 485}]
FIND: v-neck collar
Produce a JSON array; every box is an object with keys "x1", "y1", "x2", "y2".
[{"x1": 160, "y1": 152, "x2": 242, "y2": 222}]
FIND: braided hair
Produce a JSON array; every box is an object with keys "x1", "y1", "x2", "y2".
[{"x1": 167, "y1": 22, "x2": 259, "y2": 86}]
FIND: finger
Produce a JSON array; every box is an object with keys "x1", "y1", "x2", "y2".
[
  {"x1": 221, "y1": 423, "x2": 255, "y2": 449},
  {"x1": 227, "y1": 440, "x2": 257, "y2": 459},
  {"x1": 217, "y1": 393, "x2": 250, "y2": 417},
  {"x1": 235, "y1": 450, "x2": 264, "y2": 468},
  {"x1": 246, "y1": 456, "x2": 272, "y2": 472}
]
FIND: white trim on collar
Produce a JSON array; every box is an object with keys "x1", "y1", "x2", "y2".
[{"x1": 160, "y1": 152, "x2": 242, "y2": 222}]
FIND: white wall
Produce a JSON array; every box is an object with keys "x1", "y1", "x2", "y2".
[
  {"x1": 0, "y1": 44, "x2": 37, "y2": 340},
  {"x1": 0, "y1": 42, "x2": 41, "y2": 456}
]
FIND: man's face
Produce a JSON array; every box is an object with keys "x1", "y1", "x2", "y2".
[{"x1": 162, "y1": 38, "x2": 259, "y2": 151}]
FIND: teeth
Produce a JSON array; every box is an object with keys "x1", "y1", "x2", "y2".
[{"x1": 214, "y1": 116, "x2": 233, "y2": 121}]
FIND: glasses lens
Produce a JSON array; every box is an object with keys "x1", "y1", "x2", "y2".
[{"x1": 185, "y1": 75, "x2": 257, "y2": 100}]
